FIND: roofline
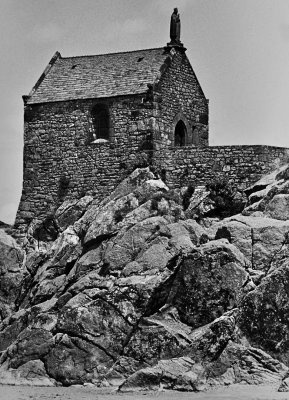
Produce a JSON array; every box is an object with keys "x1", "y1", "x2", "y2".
[
  {"x1": 26, "y1": 91, "x2": 148, "y2": 106},
  {"x1": 183, "y1": 52, "x2": 208, "y2": 101},
  {"x1": 60, "y1": 47, "x2": 166, "y2": 60},
  {"x1": 26, "y1": 51, "x2": 61, "y2": 101}
]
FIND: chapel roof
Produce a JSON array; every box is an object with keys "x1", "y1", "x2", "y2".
[{"x1": 26, "y1": 47, "x2": 172, "y2": 105}]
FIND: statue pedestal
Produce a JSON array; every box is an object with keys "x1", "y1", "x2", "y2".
[{"x1": 164, "y1": 41, "x2": 186, "y2": 53}]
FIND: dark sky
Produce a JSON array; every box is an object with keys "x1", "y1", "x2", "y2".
[{"x1": 1, "y1": 0, "x2": 289, "y2": 223}]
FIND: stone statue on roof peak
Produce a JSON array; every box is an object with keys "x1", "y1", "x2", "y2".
[{"x1": 170, "y1": 7, "x2": 181, "y2": 43}]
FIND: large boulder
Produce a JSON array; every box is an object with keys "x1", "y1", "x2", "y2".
[
  {"x1": 265, "y1": 194, "x2": 289, "y2": 220},
  {"x1": 163, "y1": 240, "x2": 251, "y2": 328}
]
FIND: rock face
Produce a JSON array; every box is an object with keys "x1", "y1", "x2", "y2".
[
  {"x1": 240, "y1": 260, "x2": 289, "y2": 365},
  {"x1": 210, "y1": 215, "x2": 289, "y2": 272},
  {"x1": 0, "y1": 229, "x2": 25, "y2": 321},
  {"x1": 1, "y1": 166, "x2": 289, "y2": 392}
]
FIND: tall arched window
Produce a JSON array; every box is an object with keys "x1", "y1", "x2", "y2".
[
  {"x1": 91, "y1": 104, "x2": 109, "y2": 141},
  {"x1": 174, "y1": 120, "x2": 187, "y2": 147}
]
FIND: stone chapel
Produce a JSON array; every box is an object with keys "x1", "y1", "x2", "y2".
[{"x1": 15, "y1": 9, "x2": 288, "y2": 236}]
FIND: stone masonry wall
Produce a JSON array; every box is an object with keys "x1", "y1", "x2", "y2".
[
  {"x1": 154, "y1": 49, "x2": 209, "y2": 149},
  {"x1": 153, "y1": 145, "x2": 289, "y2": 189},
  {"x1": 15, "y1": 95, "x2": 156, "y2": 234},
  {"x1": 15, "y1": 48, "x2": 210, "y2": 235}
]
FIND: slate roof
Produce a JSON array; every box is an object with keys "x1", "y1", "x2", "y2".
[{"x1": 27, "y1": 48, "x2": 171, "y2": 104}]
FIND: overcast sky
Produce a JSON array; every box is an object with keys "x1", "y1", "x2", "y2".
[{"x1": 1, "y1": 0, "x2": 289, "y2": 224}]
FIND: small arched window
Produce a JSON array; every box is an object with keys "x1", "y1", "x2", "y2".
[
  {"x1": 91, "y1": 104, "x2": 109, "y2": 141},
  {"x1": 174, "y1": 120, "x2": 187, "y2": 147}
]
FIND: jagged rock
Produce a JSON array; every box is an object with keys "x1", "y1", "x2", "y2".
[
  {"x1": 0, "y1": 229, "x2": 25, "y2": 321},
  {"x1": 210, "y1": 219, "x2": 252, "y2": 262},
  {"x1": 210, "y1": 215, "x2": 289, "y2": 271},
  {"x1": 161, "y1": 219, "x2": 208, "y2": 248},
  {"x1": 121, "y1": 308, "x2": 237, "y2": 368},
  {"x1": 186, "y1": 181, "x2": 246, "y2": 221},
  {"x1": 5, "y1": 328, "x2": 54, "y2": 369},
  {"x1": 66, "y1": 246, "x2": 104, "y2": 282},
  {"x1": 185, "y1": 186, "x2": 213, "y2": 219},
  {"x1": 0, "y1": 309, "x2": 29, "y2": 353},
  {"x1": 243, "y1": 164, "x2": 289, "y2": 220},
  {"x1": 103, "y1": 216, "x2": 168, "y2": 272},
  {"x1": 81, "y1": 176, "x2": 171, "y2": 246},
  {"x1": 120, "y1": 344, "x2": 287, "y2": 392},
  {"x1": 2, "y1": 167, "x2": 289, "y2": 392},
  {"x1": 107, "y1": 167, "x2": 156, "y2": 202},
  {"x1": 120, "y1": 310, "x2": 287, "y2": 392},
  {"x1": 204, "y1": 342, "x2": 288, "y2": 387},
  {"x1": 248, "y1": 268, "x2": 265, "y2": 285},
  {"x1": 265, "y1": 194, "x2": 289, "y2": 220},
  {"x1": 245, "y1": 164, "x2": 288, "y2": 197},
  {"x1": 248, "y1": 187, "x2": 270, "y2": 206},
  {"x1": 83, "y1": 193, "x2": 140, "y2": 245},
  {"x1": 163, "y1": 240, "x2": 250, "y2": 328},
  {"x1": 76, "y1": 168, "x2": 160, "y2": 238},
  {"x1": 55, "y1": 196, "x2": 93, "y2": 232},
  {"x1": 26, "y1": 227, "x2": 82, "y2": 305},
  {"x1": 120, "y1": 357, "x2": 206, "y2": 392},
  {"x1": 0, "y1": 359, "x2": 55, "y2": 386},
  {"x1": 239, "y1": 260, "x2": 289, "y2": 365},
  {"x1": 44, "y1": 333, "x2": 114, "y2": 385}
]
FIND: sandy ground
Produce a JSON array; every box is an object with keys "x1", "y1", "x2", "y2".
[{"x1": 0, "y1": 384, "x2": 289, "y2": 400}]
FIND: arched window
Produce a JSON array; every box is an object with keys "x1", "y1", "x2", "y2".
[
  {"x1": 91, "y1": 104, "x2": 109, "y2": 141},
  {"x1": 174, "y1": 120, "x2": 187, "y2": 147}
]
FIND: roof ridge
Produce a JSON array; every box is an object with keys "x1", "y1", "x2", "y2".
[{"x1": 61, "y1": 47, "x2": 166, "y2": 59}]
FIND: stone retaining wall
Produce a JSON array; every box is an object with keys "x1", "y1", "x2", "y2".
[
  {"x1": 153, "y1": 145, "x2": 289, "y2": 189},
  {"x1": 15, "y1": 140, "x2": 289, "y2": 237}
]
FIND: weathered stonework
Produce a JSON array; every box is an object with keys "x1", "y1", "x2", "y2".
[
  {"x1": 15, "y1": 44, "x2": 289, "y2": 237},
  {"x1": 153, "y1": 49, "x2": 209, "y2": 149},
  {"x1": 15, "y1": 46, "x2": 209, "y2": 235},
  {"x1": 153, "y1": 145, "x2": 289, "y2": 189},
  {"x1": 17, "y1": 96, "x2": 156, "y2": 227}
]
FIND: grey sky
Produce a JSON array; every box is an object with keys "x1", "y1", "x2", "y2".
[{"x1": 1, "y1": 0, "x2": 289, "y2": 223}]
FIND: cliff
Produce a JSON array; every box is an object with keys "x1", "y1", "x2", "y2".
[{"x1": 1, "y1": 167, "x2": 289, "y2": 392}]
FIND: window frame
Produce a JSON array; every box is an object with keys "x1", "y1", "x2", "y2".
[{"x1": 90, "y1": 103, "x2": 110, "y2": 143}]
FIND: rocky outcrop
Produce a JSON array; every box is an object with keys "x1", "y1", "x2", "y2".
[
  {"x1": 0, "y1": 229, "x2": 25, "y2": 321},
  {"x1": 210, "y1": 215, "x2": 289, "y2": 272},
  {"x1": 244, "y1": 164, "x2": 289, "y2": 220},
  {"x1": 239, "y1": 260, "x2": 289, "y2": 365},
  {"x1": 121, "y1": 343, "x2": 287, "y2": 392},
  {"x1": 1, "y1": 166, "x2": 289, "y2": 393}
]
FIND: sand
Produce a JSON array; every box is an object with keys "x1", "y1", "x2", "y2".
[{"x1": 0, "y1": 384, "x2": 288, "y2": 400}]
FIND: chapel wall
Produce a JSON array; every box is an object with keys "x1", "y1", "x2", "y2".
[
  {"x1": 15, "y1": 95, "x2": 156, "y2": 234},
  {"x1": 154, "y1": 50, "x2": 209, "y2": 150}
]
